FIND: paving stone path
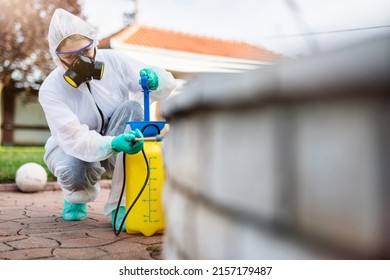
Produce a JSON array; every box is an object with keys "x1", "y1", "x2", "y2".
[{"x1": 0, "y1": 186, "x2": 163, "y2": 260}]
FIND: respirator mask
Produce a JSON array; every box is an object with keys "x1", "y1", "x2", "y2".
[{"x1": 56, "y1": 40, "x2": 104, "y2": 88}]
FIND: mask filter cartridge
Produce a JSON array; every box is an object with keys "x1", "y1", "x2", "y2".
[{"x1": 63, "y1": 55, "x2": 104, "y2": 88}]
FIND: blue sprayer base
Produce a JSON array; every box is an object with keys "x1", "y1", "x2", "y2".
[{"x1": 128, "y1": 121, "x2": 165, "y2": 137}]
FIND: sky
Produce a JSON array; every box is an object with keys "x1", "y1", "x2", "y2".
[{"x1": 82, "y1": 0, "x2": 390, "y2": 57}]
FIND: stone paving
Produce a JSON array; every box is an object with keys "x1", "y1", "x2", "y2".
[{"x1": 0, "y1": 183, "x2": 163, "y2": 260}]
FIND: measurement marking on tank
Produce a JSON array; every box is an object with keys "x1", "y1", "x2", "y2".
[{"x1": 147, "y1": 156, "x2": 159, "y2": 223}]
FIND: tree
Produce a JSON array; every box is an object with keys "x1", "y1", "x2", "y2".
[{"x1": 0, "y1": 0, "x2": 83, "y2": 91}]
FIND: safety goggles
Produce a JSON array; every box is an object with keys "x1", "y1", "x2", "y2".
[{"x1": 56, "y1": 40, "x2": 96, "y2": 60}]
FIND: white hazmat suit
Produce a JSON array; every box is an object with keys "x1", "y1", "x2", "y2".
[{"x1": 39, "y1": 9, "x2": 176, "y2": 216}]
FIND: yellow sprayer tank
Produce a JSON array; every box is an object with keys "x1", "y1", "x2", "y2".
[{"x1": 125, "y1": 141, "x2": 165, "y2": 236}]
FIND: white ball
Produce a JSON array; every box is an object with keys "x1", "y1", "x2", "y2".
[{"x1": 15, "y1": 162, "x2": 47, "y2": 193}]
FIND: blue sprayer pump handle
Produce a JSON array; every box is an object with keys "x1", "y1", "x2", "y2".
[
  {"x1": 130, "y1": 74, "x2": 165, "y2": 137},
  {"x1": 140, "y1": 75, "x2": 150, "y2": 122}
]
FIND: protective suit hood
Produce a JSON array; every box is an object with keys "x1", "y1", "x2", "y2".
[{"x1": 48, "y1": 8, "x2": 97, "y2": 67}]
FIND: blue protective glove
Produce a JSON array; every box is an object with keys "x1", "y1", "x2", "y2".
[
  {"x1": 111, "y1": 129, "x2": 144, "y2": 154},
  {"x1": 139, "y1": 68, "x2": 159, "y2": 90}
]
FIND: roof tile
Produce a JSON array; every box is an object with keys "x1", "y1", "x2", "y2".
[{"x1": 111, "y1": 24, "x2": 283, "y2": 61}]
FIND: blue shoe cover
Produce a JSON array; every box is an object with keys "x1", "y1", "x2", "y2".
[
  {"x1": 62, "y1": 200, "x2": 87, "y2": 221},
  {"x1": 111, "y1": 206, "x2": 127, "y2": 232}
]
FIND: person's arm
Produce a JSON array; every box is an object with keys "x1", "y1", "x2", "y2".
[
  {"x1": 110, "y1": 50, "x2": 177, "y2": 103},
  {"x1": 39, "y1": 87, "x2": 115, "y2": 162},
  {"x1": 140, "y1": 66, "x2": 177, "y2": 103}
]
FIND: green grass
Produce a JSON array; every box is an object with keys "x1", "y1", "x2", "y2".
[
  {"x1": 0, "y1": 146, "x2": 56, "y2": 183},
  {"x1": 0, "y1": 146, "x2": 113, "y2": 184}
]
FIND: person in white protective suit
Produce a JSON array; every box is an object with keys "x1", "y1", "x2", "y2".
[{"x1": 38, "y1": 9, "x2": 176, "y2": 231}]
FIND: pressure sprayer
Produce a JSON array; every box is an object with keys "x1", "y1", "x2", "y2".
[{"x1": 113, "y1": 75, "x2": 166, "y2": 236}]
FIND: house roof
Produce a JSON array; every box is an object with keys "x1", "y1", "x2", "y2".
[{"x1": 106, "y1": 24, "x2": 283, "y2": 61}]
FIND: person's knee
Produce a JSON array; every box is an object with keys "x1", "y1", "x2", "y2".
[
  {"x1": 105, "y1": 100, "x2": 144, "y2": 136},
  {"x1": 121, "y1": 100, "x2": 143, "y2": 121}
]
